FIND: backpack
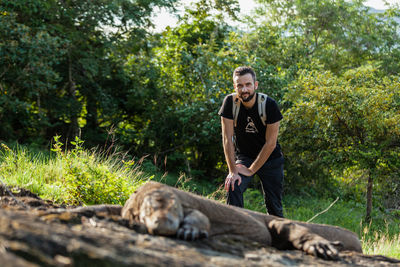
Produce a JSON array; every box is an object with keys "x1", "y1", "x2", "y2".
[{"x1": 231, "y1": 92, "x2": 268, "y2": 127}]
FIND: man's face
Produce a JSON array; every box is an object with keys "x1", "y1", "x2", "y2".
[{"x1": 233, "y1": 73, "x2": 258, "y2": 102}]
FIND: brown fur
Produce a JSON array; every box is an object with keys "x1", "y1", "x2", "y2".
[{"x1": 122, "y1": 181, "x2": 362, "y2": 259}]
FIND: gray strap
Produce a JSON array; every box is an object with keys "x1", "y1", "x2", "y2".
[
  {"x1": 231, "y1": 93, "x2": 240, "y2": 127},
  {"x1": 258, "y1": 93, "x2": 267, "y2": 126}
]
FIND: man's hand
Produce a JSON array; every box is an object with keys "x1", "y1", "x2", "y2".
[
  {"x1": 236, "y1": 164, "x2": 254, "y2": 177},
  {"x1": 224, "y1": 172, "x2": 241, "y2": 192}
]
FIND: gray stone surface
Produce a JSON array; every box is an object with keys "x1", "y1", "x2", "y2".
[{"x1": 0, "y1": 185, "x2": 399, "y2": 267}]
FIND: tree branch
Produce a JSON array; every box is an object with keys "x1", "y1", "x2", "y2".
[{"x1": 307, "y1": 197, "x2": 339, "y2": 223}]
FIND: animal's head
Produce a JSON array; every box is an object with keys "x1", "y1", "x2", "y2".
[{"x1": 139, "y1": 189, "x2": 184, "y2": 236}]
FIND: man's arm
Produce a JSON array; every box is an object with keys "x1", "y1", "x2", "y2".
[
  {"x1": 221, "y1": 116, "x2": 241, "y2": 191},
  {"x1": 237, "y1": 121, "x2": 280, "y2": 176}
]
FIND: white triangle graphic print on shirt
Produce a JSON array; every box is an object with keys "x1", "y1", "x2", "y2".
[{"x1": 245, "y1": 116, "x2": 258, "y2": 133}]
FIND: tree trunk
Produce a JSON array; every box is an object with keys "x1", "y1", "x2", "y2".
[
  {"x1": 365, "y1": 173, "x2": 373, "y2": 222},
  {"x1": 67, "y1": 52, "x2": 80, "y2": 141}
]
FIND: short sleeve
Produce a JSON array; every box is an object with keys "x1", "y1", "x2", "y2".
[
  {"x1": 218, "y1": 94, "x2": 234, "y2": 119},
  {"x1": 266, "y1": 97, "x2": 283, "y2": 124}
]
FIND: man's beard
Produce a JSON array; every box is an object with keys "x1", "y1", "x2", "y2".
[{"x1": 240, "y1": 91, "x2": 255, "y2": 102}]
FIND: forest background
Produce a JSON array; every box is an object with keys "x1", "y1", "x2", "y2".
[{"x1": 0, "y1": 0, "x2": 400, "y2": 258}]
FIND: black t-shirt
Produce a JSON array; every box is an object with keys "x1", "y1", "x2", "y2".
[{"x1": 218, "y1": 93, "x2": 283, "y2": 160}]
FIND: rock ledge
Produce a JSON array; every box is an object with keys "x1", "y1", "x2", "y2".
[{"x1": 1, "y1": 185, "x2": 399, "y2": 267}]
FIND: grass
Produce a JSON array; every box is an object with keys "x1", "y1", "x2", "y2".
[
  {"x1": 362, "y1": 229, "x2": 400, "y2": 258},
  {"x1": 1, "y1": 140, "x2": 399, "y2": 259},
  {"x1": 0, "y1": 139, "x2": 150, "y2": 205}
]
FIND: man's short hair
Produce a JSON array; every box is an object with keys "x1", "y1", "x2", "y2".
[{"x1": 233, "y1": 66, "x2": 256, "y2": 83}]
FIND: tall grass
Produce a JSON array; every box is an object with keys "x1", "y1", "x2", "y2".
[
  {"x1": 0, "y1": 138, "x2": 150, "y2": 205},
  {"x1": 362, "y1": 229, "x2": 400, "y2": 259}
]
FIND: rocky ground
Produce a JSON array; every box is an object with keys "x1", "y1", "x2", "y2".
[{"x1": 0, "y1": 184, "x2": 399, "y2": 267}]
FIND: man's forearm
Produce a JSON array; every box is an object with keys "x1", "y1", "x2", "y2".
[
  {"x1": 221, "y1": 117, "x2": 237, "y2": 174},
  {"x1": 223, "y1": 136, "x2": 237, "y2": 174},
  {"x1": 247, "y1": 121, "x2": 280, "y2": 174},
  {"x1": 248, "y1": 142, "x2": 276, "y2": 174}
]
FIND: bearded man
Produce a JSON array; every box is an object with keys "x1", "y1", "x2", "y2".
[{"x1": 218, "y1": 66, "x2": 284, "y2": 217}]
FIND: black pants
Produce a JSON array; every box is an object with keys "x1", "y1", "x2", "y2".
[{"x1": 227, "y1": 155, "x2": 284, "y2": 217}]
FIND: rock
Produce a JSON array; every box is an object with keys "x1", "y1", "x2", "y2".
[{"x1": 0, "y1": 185, "x2": 399, "y2": 267}]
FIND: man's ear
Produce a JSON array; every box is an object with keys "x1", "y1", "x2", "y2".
[
  {"x1": 233, "y1": 84, "x2": 239, "y2": 93},
  {"x1": 255, "y1": 81, "x2": 259, "y2": 90}
]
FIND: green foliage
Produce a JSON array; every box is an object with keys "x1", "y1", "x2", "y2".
[
  {"x1": 0, "y1": 9, "x2": 65, "y2": 142},
  {"x1": 121, "y1": 3, "x2": 236, "y2": 176},
  {"x1": 0, "y1": 0, "x2": 178, "y2": 144},
  {"x1": 243, "y1": 188, "x2": 265, "y2": 212},
  {"x1": 281, "y1": 65, "x2": 400, "y2": 217},
  {"x1": 255, "y1": 0, "x2": 400, "y2": 74},
  {"x1": 53, "y1": 136, "x2": 151, "y2": 205},
  {"x1": 0, "y1": 137, "x2": 150, "y2": 205},
  {"x1": 2, "y1": 0, "x2": 399, "y2": 177}
]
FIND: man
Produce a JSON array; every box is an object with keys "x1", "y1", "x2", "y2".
[{"x1": 218, "y1": 66, "x2": 284, "y2": 217}]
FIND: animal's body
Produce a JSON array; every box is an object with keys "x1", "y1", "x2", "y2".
[{"x1": 121, "y1": 181, "x2": 362, "y2": 259}]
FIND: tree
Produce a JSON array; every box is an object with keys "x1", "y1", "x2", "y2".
[
  {"x1": 281, "y1": 65, "x2": 400, "y2": 220},
  {"x1": 127, "y1": 0, "x2": 240, "y2": 175},
  {"x1": 0, "y1": 0, "x2": 178, "y2": 144},
  {"x1": 254, "y1": 0, "x2": 400, "y2": 74},
  {"x1": 0, "y1": 9, "x2": 65, "y2": 142}
]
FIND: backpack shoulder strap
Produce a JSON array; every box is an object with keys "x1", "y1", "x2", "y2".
[
  {"x1": 257, "y1": 93, "x2": 268, "y2": 126},
  {"x1": 231, "y1": 93, "x2": 240, "y2": 127}
]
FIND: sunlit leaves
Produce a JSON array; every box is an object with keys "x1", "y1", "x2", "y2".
[
  {"x1": 281, "y1": 64, "x2": 400, "y2": 205},
  {"x1": 254, "y1": 0, "x2": 400, "y2": 74}
]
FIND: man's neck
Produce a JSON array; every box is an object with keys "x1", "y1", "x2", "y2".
[{"x1": 241, "y1": 92, "x2": 257, "y2": 109}]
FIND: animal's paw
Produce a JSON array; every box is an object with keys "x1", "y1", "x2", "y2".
[
  {"x1": 176, "y1": 225, "x2": 208, "y2": 241},
  {"x1": 303, "y1": 238, "x2": 342, "y2": 260}
]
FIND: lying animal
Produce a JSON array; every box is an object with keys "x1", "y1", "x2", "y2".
[{"x1": 121, "y1": 181, "x2": 362, "y2": 260}]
